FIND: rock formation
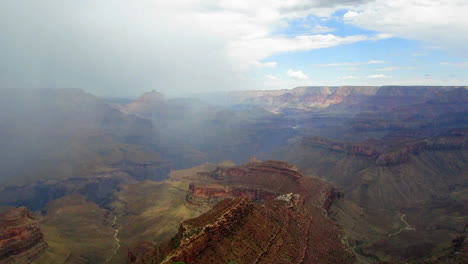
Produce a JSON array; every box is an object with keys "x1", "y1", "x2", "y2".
[
  {"x1": 0, "y1": 207, "x2": 47, "y2": 264},
  {"x1": 128, "y1": 160, "x2": 352, "y2": 264},
  {"x1": 227, "y1": 86, "x2": 380, "y2": 112},
  {"x1": 184, "y1": 160, "x2": 337, "y2": 211},
  {"x1": 303, "y1": 135, "x2": 467, "y2": 166},
  {"x1": 226, "y1": 86, "x2": 467, "y2": 113},
  {"x1": 187, "y1": 183, "x2": 278, "y2": 207},
  {"x1": 130, "y1": 196, "x2": 354, "y2": 264}
]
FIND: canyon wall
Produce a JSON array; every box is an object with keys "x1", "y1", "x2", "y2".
[{"x1": 0, "y1": 207, "x2": 47, "y2": 264}]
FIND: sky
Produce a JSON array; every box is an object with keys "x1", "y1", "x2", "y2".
[{"x1": 1, "y1": 0, "x2": 468, "y2": 97}]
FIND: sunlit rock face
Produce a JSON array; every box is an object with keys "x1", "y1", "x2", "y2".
[
  {"x1": 128, "y1": 160, "x2": 352, "y2": 264},
  {"x1": 129, "y1": 196, "x2": 354, "y2": 264},
  {"x1": 0, "y1": 207, "x2": 47, "y2": 264}
]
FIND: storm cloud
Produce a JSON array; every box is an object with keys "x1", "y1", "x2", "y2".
[
  {"x1": 0, "y1": 1, "x2": 249, "y2": 97},
  {"x1": 1, "y1": 1, "x2": 466, "y2": 96}
]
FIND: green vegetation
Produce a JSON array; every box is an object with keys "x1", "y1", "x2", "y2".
[{"x1": 35, "y1": 194, "x2": 116, "y2": 264}]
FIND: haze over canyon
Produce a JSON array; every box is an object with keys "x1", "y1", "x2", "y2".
[{"x1": 0, "y1": 86, "x2": 466, "y2": 264}]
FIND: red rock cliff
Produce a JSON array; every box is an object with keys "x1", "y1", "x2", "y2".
[
  {"x1": 304, "y1": 135, "x2": 467, "y2": 166},
  {"x1": 0, "y1": 207, "x2": 47, "y2": 264},
  {"x1": 128, "y1": 160, "x2": 351, "y2": 264},
  {"x1": 130, "y1": 196, "x2": 354, "y2": 264}
]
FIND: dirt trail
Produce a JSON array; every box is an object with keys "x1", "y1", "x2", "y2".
[
  {"x1": 105, "y1": 215, "x2": 121, "y2": 263},
  {"x1": 388, "y1": 213, "x2": 415, "y2": 238},
  {"x1": 351, "y1": 212, "x2": 416, "y2": 263}
]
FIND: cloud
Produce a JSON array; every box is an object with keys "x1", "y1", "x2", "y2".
[
  {"x1": 343, "y1": 0, "x2": 468, "y2": 55},
  {"x1": 367, "y1": 60, "x2": 386, "y2": 64},
  {"x1": 440, "y1": 62, "x2": 468, "y2": 68},
  {"x1": 2, "y1": 0, "x2": 463, "y2": 96},
  {"x1": 228, "y1": 34, "x2": 370, "y2": 70},
  {"x1": 0, "y1": 0, "x2": 385, "y2": 96},
  {"x1": 309, "y1": 25, "x2": 336, "y2": 33},
  {"x1": 252, "y1": 61, "x2": 278, "y2": 68},
  {"x1": 317, "y1": 60, "x2": 386, "y2": 66},
  {"x1": 0, "y1": 0, "x2": 252, "y2": 96},
  {"x1": 367, "y1": 74, "x2": 388, "y2": 79},
  {"x1": 287, "y1": 69, "x2": 309, "y2": 80},
  {"x1": 343, "y1": 10, "x2": 359, "y2": 19},
  {"x1": 266, "y1": 75, "x2": 279, "y2": 80},
  {"x1": 376, "y1": 66, "x2": 417, "y2": 71},
  {"x1": 338, "y1": 75, "x2": 358, "y2": 79}
]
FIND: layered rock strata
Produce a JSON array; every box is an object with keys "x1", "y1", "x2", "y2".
[
  {"x1": 303, "y1": 135, "x2": 467, "y2": 166},
  {"x1": 0, "y1": 207, "x2": 47, "y2": 264},
  {"x1": 129, "y1": 160, "x2": 351, "y2": 264}
]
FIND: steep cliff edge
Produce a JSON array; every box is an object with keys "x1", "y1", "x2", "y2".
[
  {"x1": 303, "y1": 134, "x2": 467, "y2": 166},
  {"x1": 130, "y1": 197, "x2": 354, "y2": 264},
  {"x1": 227, "y1": 86, "x2": 467, "y2": 114},
  {"x1": 0, "y1": 207, "x2": 47, "y2": 264},
  {"x1": 185, "y1": 160, "x2": 339, "y2": 211},
  {"x1": 128, "y1": 160, "x2": 352, "y2": 264},
  {"x1": 227, "y1": 86, "x2": 380, "y2": 112}
]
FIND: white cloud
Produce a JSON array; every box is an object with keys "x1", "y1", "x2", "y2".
[
  {"x1": 1, "y1": 0, "x2": 464, "y2": 96},
  {"x1": 229, "y1": 34, "x2": 370, "y2": 70},
  {"x1": 343, "y1": 10, "x2": 359, "y2": 19},
  {"x1": 266, "y1": 75, "x2": 279, "y2": 80},
  {"x1": 317, "y1": 60, "x2": 386, "y2": 66},
  {"x1": 180, "y1": 0, "x2": 378, "y2": 70},
  {"x1": 378, "y1": 67, "x2": 399, "y2": 71},
  {"x1": 287, "y1": 69, "x2": 309, "y2": 80},
  {"x1": 440, "y1": 62, "x2": 468, "y2": 68},
  {"x1": 343, "y1": 0, "x2": 468, "y2": 55},
  {"x1": 309, "y1": 25, "x2": 336, "y2": 33},
  {"x1": 376, "y1": 66, "x2": 417, "y2": 71},
  {"x1": 338, "y1": 75, "x2": 358, "y2": 79},
  {"x1": 367, "y1": 74, "x2": 388, "y2": 79},
  {"x1": 252, "y1": 61, "x2": 278, "y2": 68},
  {"x1": 367, "y1": 60, "x2": 386, "y2": 64},
  {"x1": 370, "y1": 32, "x2": 395, "y2": 40},
  {"x1": 0, "y1": 0, "x2": 384, "y2": 96}
]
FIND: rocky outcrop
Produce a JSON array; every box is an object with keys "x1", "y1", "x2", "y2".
[
  {"x1": 210, "y1": 166, "x2": 248, "y2": 179},
  {"x1": 121, "y1": 90, "x2": 165, "y2": 116},
  {"x1": 227, "y1": 86, "x2": 380, "y2": 112},
  {"x1": 304, "y1": 135, "x2": 467, "y2": 166},
  {"x1": 226, "y1": 86, "x2": 467, "y2": 113},
  {"x1": 0, "y1": 207, "x2": 47, "y2": 264},
  {"x1": 303, "y1": 136, "x2": 382, "y2": 158},
  {"x1": 375, "y1": 136, "x2": 467, "y2": 166},
  {"x1": 191, "y1": 160, "x2": 338, "y2": 212},
  {"x1": 187, "y1": 183, "x2": 278, "y2": 206},
  {"x1": 128, "y1": 160, "x2": 349, "y2": 264},
  {"x1": 249, "y1": 160, "x2": 303, "y2": 179},
  {"x1": 130, "y1": 197, "x2": 354, "y2": 264},
  {"x1": 212, "y1": 160, "x2": 302, "y2": 181},
  {"x1": 161, "y1": 198, "x2": 254, "y2": 264}
]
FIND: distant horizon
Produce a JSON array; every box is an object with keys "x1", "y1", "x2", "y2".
[
  {"x1": 6, "y1": 85, "x2": 468, "y2": 99},
  {"x1": 1, "y1": 1, "x2": 467, "y2": 97}
]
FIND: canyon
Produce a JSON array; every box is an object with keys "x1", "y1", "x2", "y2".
[{"x1": 0, "y1": 86, "x2": 466, "y2": 263}]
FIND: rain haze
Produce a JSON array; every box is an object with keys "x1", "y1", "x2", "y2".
[
  {"x1": 1, "y1": 0, "x2": 468, "y2": 97},
  {"x1": 0, "y1": 1, "x2": 467, "y2": 264}
]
